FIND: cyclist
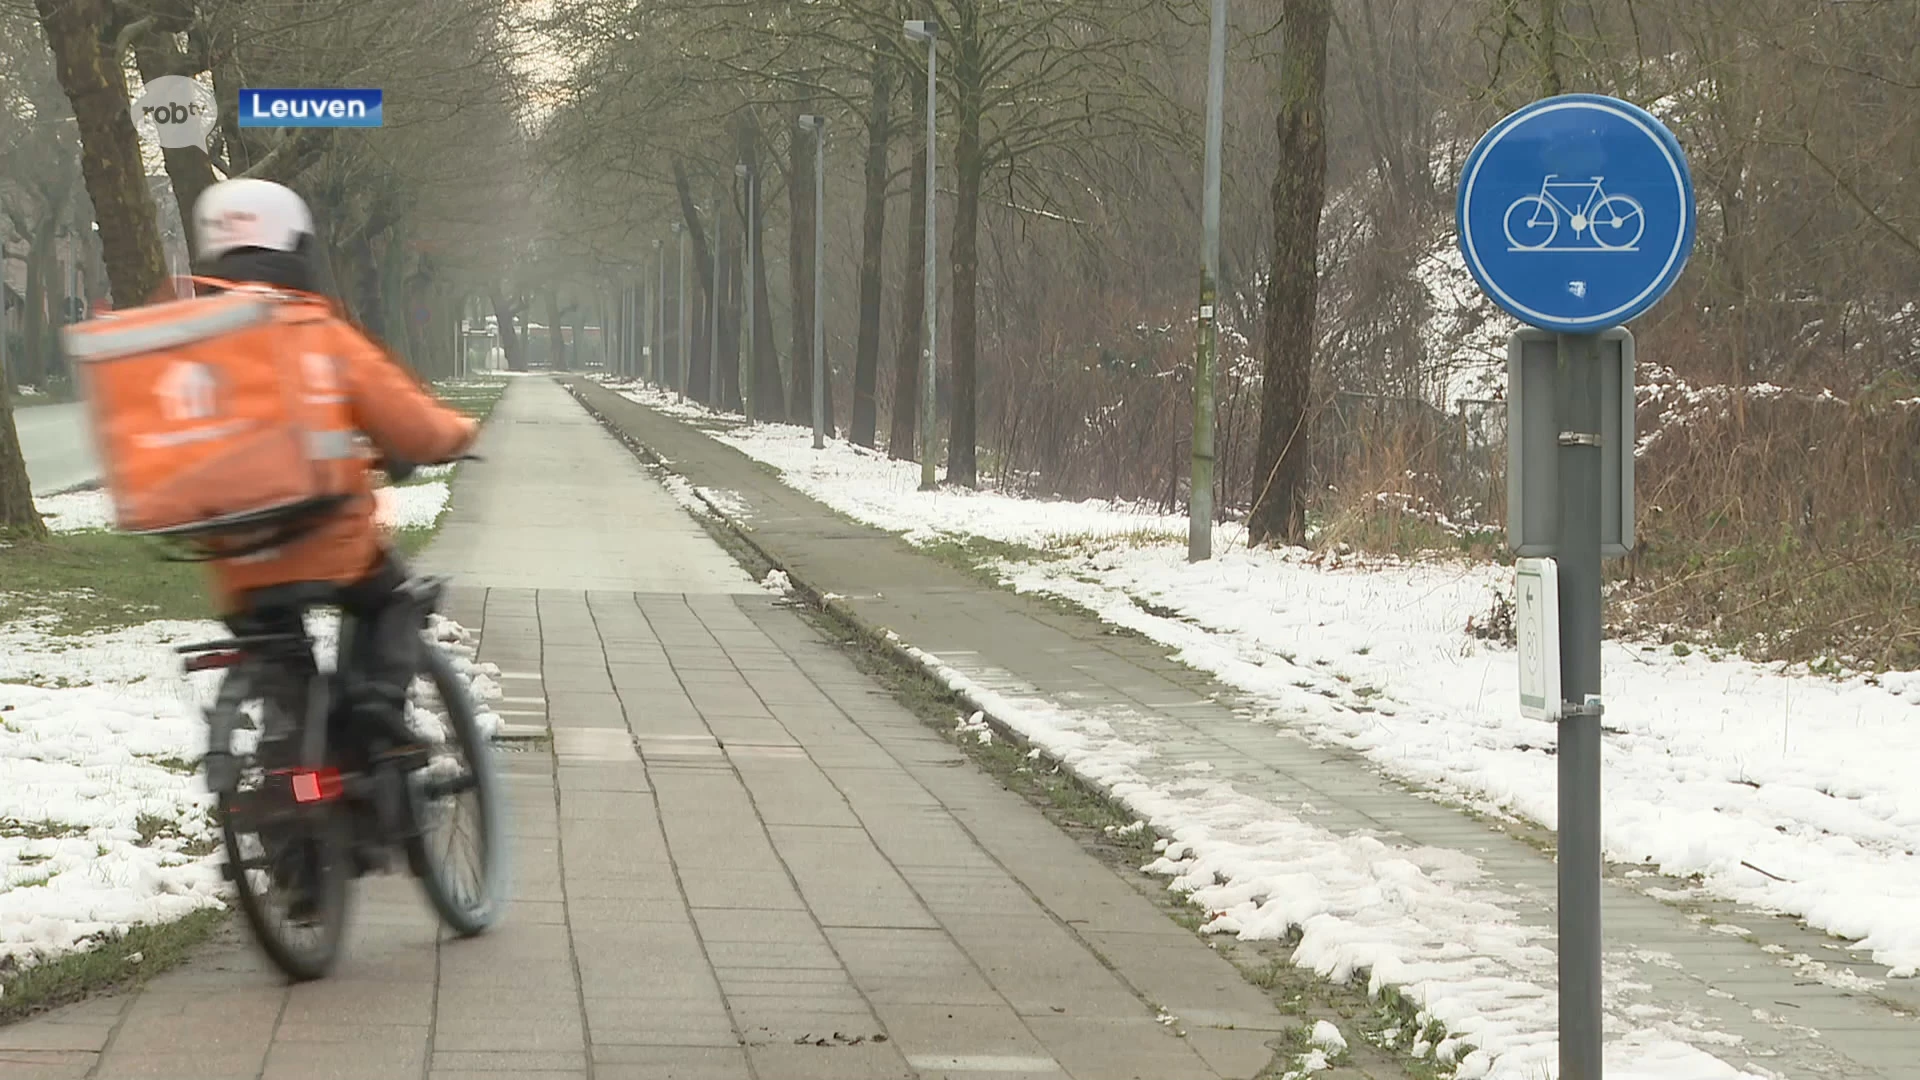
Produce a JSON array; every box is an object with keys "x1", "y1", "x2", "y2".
[{"x1": 187, "y1": 177, "x2": 478, "y2": 774}]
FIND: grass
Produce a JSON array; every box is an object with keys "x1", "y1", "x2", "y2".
[
  {"x1": 0, "y1": 532, "x2": 207, "y2": 634},
  {"x1": 0, "y1": 908, "x2": 226, "y2": 1025},
  {"x1": 433, "y1": 376, "x2": 508, "y2": 424}
]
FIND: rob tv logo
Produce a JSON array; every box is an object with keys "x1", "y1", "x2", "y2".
[{"x1": 132, "y1": 76, "x2": 218, "y2": 151}]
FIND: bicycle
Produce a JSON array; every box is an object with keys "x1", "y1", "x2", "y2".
[
  {"x1": 1503, "y1": 174, "x2": 1645, "y2": 252},
  {"x1": 176, "y1": 454, "x2": 505, "y2": 980}
]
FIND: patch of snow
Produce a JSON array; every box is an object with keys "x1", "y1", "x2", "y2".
[
  {"x1": 374, "y1": 480, "x2": 450, "y2": 531},
  {"x1": 35, "y1": 489, "x2": 113, "y2": 533},
  {"x1": 1309, "y1": 1020, "x2": 1347, "y2": 1054},
  {"x1": 761, "y1": 569, "x2": 792, "y2": 595}
]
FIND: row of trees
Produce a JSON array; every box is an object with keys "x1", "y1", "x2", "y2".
[
  {"x1": 0, "y1": 0, "x2": 540, "y2": 539},
  {"x1": 7, "y1": 0, "x2": 1920, "y2": 663},
  {"x1": 531, "y1": 0, "x2": 1336, "y2": 541}
]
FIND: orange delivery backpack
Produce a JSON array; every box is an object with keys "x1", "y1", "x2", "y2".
[{"x1": 61, "y1": 277, "x2": 363, "y2": 558}]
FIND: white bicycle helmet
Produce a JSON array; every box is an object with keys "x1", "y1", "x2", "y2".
[{"x1": 192, "y1": 178, "x2": 314, "y2": 261}]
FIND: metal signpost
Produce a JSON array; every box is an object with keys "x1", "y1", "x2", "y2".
[
  {"x1": 1456, "y1": 93, "x2": 1694, "y2": 1080},
  {"x1": 799, "y1": 114, "x2": 827, "y2": 449},
  {"x1": 905, "y1": 19, "x2": 939, "y2": 490},
  {"x1": 737, "y1": 163, "x2": 756, "y2": 422}
]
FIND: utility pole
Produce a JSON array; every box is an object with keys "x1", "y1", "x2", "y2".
[
  {"x1": 653, "y1": 238, "x2": 666, "y2": 385},
  {"x1": 906, "y1": 18, "x2": 940, "y2": 489},
  {"x1": 1190, "y1": 0, "x2": 1226, "y2": 562},
  {"x1": 673, "y1": 222, "x2": 688, "y2": 402},
  {"x1": 737, "y1": 163, "x2": 756, "y2": 423},
  {"x1": 799, "y1": 114, "x2": 827, "y2": 449}
]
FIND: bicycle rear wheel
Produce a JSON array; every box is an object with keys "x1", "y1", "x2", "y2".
[
  {"x1": 216, "y1": 670, "x2": 352, "y2": 980},
  {"x1": 405, "y1": 645, "x2": 507, "y2": 936}
]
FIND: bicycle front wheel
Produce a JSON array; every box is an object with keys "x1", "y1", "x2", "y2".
[{"x1": 405, "y1": 644, "x2": 507, "y2": 936}]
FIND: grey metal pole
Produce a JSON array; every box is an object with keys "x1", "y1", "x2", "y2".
[
  {"x1": 910, "y1": 22, "x2": 940, "y2": 489},
  {"x1": 709, "y1": 190, "x2": 724, "y2": 407},
  {"x1": 802, "y1": 115, "x2": 827, "y2": 449},
  {"x1": 737, "y1": 164, "x2": 755, "y2": 423},
  {"x1": 1555, "y1": 330, "x2": 1605, "y2": 1080},
  {"x1": 675, "y1": 224, "x2": 688, "y2": 402},
  {"x1": 1190, "y1": 0, "x2": 1226, "y2": 562},
  {"x1": 654, "y1": 239, "x2": 666, "y2": 385}
]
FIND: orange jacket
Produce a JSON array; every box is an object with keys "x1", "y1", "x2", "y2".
[{"x1": 206, "y1": 295, "x2": 476, "y2": 613}]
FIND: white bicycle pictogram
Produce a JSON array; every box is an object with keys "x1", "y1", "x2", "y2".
[{"x1": 1503, "y1": 175, "x2": 1645, "y2": 252}]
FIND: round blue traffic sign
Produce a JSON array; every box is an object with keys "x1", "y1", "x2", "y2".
[{"x1": 1456, "y1": 93, "x2": 1694, "y2": 333}]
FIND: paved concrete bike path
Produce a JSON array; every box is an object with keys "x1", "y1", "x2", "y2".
[{"x1": 0, "y1": 377, "x2": 1286, "y2": 1079}]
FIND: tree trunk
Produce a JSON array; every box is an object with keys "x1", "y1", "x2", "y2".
[
  {"x1": 546, "y1": 292, "x2": 565, "y2": 372},
  {"x1": 888, "y1": 114, "x2": 929, "y2": 461},
  {"x1": 852, "y1": 39, "x2": 895, "y2": 448},
  {"x1": 491, "y1": 291, "x2": 525, "y2": 370},
  {"x1": 572, "y1": 309, "x2": 589, "y2": 374},
  {"x1": 33, "y1": 0, "x2": 167, "y2": 308},
  {"x1": 736, "y1": 120, "x2": 784, "y2": 418},
  {"x1": 1248, "y1": 0, "x2": 1332, "y2": 547},
  {"x1": 0, "y1": 391, "x2": 46, "y2": 542},
  {"x1": 949, "y1": 102, "x2": 983, "y2": 488},
  {"x1": 722, "y1": 203, "x2": 745, "y2": 412},
  {"x1": 787, "y1": 114, "x2": 817, "y2": 427},
  {"x1": 21, "y1": 221, "x2": 53, "y2": 390},
  {"x1": 672, "y1": 162, "x2": 717, "y2": 404}
]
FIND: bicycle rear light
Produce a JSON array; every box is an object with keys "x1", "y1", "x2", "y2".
[{"x1": 285, "y1": 767, "x2": 344, "y2": 804}]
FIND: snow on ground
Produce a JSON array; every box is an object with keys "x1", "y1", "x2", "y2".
[
  {"x1": 375, "y1": 480, "x2": 451, "y2": 531},
  {"x1": 0, "y1": 606, "x2": 500, "y2": 984},
  {"x1": 34, "y1": 489, "x2": 114, "y2": 533},
  {"x1": 35, "y1": 480, "x2": 452, "y2": 535},
  {"x1": 614, "y1": 386, "x2": 1913, "y2": 1074},
  {"x1": 905, "y1": 644, "x2": 1766, "y2": 1080}
]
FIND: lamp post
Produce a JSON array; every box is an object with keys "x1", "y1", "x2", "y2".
[
  {"x1": 673, "y1": 222, "x2": 688, "y2": 402},
  {"x1": 905, "y1": 18, "x2": 940, "y2": 489},
  {"x1": 798, "y1": 113, "x2": 827, "y2": 450},
  {"x1": 736, "y1": 162, "x2": 756, "y2": 423},
  {"x1": 653, "y1": 238, "x2": 665, "y2": 385},
  {"x1": 1190, "y1": 0, "x2": 1227, "y2": 562}
]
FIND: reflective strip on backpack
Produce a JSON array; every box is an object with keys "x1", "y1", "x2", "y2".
[
  {"x1": 63, "y1": 298, "x2": 275, "y2": 362},
  {"x1": 307, "y1": 429, "x2": 357, "y2": 460}
]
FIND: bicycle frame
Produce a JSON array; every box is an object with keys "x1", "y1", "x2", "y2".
[{"x1": 1534, "y1": 175, "x2": 1607, "y2": 224}]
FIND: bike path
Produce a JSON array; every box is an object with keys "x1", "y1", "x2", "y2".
[
  {"x1": 557, "y1": 378, "x2": 1920, "y2": 1080},
  {"x1": 0, "y1": 377, "x2": 1286, "y2": 1080}
]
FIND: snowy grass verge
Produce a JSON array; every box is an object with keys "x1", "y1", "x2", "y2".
[
  {"x1": 610, "y1": 385, "x2": 1920, "y2": 979},
  {"x1": 606, "y1": 385, "x2": 1900, "y2": 1077}
]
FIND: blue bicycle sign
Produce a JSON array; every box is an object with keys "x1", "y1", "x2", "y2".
[
  {"x1": 1505, "y1": 175, "x2": 1645, "y2": 252},
  {"x1": 1457, "y1": 94, "x2": 1695, "y2": 333}
]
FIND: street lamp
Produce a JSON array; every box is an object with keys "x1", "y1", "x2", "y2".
[
  {"x1": 653, "y1": 238, "x2": 665, "y2": 385},
  {"x1": 736, "y1": 162, "x2": 756, "y2": 423},
  {"x1": 904, "y1": 18, "x2": 940, "y2": 489},
  {"x1": 798, "y1": 113, "x2": 827, "y2": 450},
  {"x1": 672, "y1": 222, "x2": 688, "y2": 402},
  {"x1": 1190, "y1": 0, "x2": 1226, "y2": 562}
]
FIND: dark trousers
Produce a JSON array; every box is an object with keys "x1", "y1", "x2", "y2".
[{"x1": 224, "y1": 551, "x2": 422, "y2": 761}]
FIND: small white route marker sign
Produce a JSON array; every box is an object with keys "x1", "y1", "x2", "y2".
[{"x1": 1515, "y1": 557, "x2": 1561, "y2": 721}]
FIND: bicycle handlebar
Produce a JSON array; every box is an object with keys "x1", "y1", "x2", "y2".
[{"x1": 374, "y1": 453, "x2": 484, "y2": 483}]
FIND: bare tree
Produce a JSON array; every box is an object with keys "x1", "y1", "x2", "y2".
[{"x1": 1248, "y1": 0, "x2": 1331, "y2": 545}]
